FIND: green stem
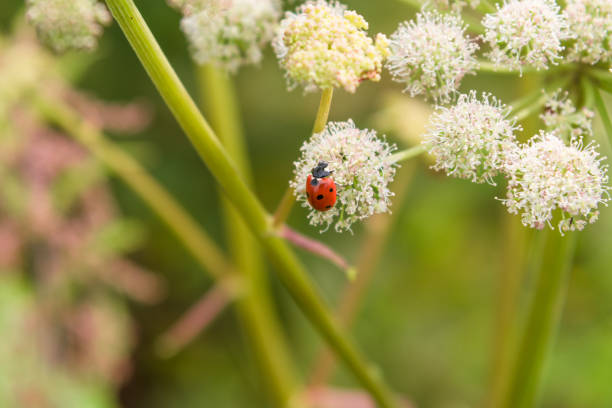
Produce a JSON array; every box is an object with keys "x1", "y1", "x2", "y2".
[
  {"x1": 272, "y1": 88, "x2": 334, "y2": 229},
  {"x1": 388, "y1": 144, "x2": 428, "y2": 164},
  {"x1": 591, "y1": 83, "x2": 612, "y2": 148},
  {"x1": 502, "y1": 230, "x2": 577, "y2": 408},
  {"x1": 33, "y1": 94, "x2": 239, "y2": 289},
  {"x1": 104, "y1": 1, "x2": 397, "y2": 406},
  {"x1": 198, "y1": 64, "x2": 300, "y2": 406}
]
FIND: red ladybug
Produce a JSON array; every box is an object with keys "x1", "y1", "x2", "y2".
[{"x1": 306, "y1": 161, "x2": 337, "y2": 212}]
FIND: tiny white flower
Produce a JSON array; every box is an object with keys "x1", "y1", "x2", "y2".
[
  {"x1": 424, "y1": 91, "x2": 519, "y2": 184},
  {"x1": 483, "y1": 0, "x2": 571, "y2": 72},
  {"x1": 540, "y1": 89, "x2": 594, "y2": 140},
  {"x1": 173, "y1": 0, "x2": 281, "y2": 72},
  {"x1": 273, "y1": 1, "x2": 390, "y2": 93},
  {"x1": 26, "y1": 0, "x2": 111, "y2": 53},
  {"x1": 387, "y1": 11, "x2": 478, "y2": 103},
  {"x1": 564, "y1": 0, "x2": 612, "y2": 65},
  {"x1": 290, "y1": 120, "x2": 397, "y2": 232},
  {"x1": 502, "y1": 132, "x2": 609, "y2": 232}
]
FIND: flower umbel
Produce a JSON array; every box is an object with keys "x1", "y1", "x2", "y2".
[
  {"x1": 273, "y1": 1, "x2": 390, "y2": 93},
  {"x1": 482, "y1": 0, "x2": 571, "y2": 72},
  {"x1": 424, "y1": 91, "x2": 519, "y2": 184},
  {"x1": 564, "y1": 0, "x2": 612, "y2": 65},
  {"x1": 387, "y1": 11, "x2": 478, "y2": 103},
  {"x1": 26, "y1": 0, "x2": 111, "y2": 53},
  {"x1": 291, "y1": 120, "x2": 397, "y2": 232},
  {"x1": 502, "y1": 132, "x2": 610, "y2": 233},
  {"x1": 172, "y1": 0, "x2": 281, "y2": 72},
  {"x1": 540, "y1": 90, "x2": 595, "y2": 140}
]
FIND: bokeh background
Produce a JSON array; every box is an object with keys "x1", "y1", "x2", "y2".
[{"x1": 1, "y1": 1, "x2": 611, "y2": 407}]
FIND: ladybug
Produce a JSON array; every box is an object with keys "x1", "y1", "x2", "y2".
[{"x1": 306, "y1": 161, "x2": 337, "y2": 212}]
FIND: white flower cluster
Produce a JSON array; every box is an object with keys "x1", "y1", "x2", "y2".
[
  {"x1": 25, "y1": 0, "x2": 111, "y2": 53},
  {"x1": 424, "y1": 92, "x2": 519, "y2": 184},
  {"x1": 564, "y1": 0, "x2": 612, "y2": 65},
  {"x1": 482, "y1": 0, "x2": 571, "y2": 72},
  {"x1": 170, "y1": 0, "x2": 281, "y2": 72},
  {"x1": 290, "y1": 120, "x2": 397, "y2": 232},
  {"x1": 502, "y1": 132, "x2": 609, "y2": 233},
  {"x1": 540, "y1": 90, "x2": 594, "y2": 140},
  {"x1": 273, "y1": 1, "x2": 390, "y2": 93},
  {"x1": 387, "y1": 11, "x2": 478, "y2": 103}
]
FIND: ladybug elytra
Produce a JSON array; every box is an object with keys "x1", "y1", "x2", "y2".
[{"x1": 306, "y1": 161, "x2": 337, "y2": 212}]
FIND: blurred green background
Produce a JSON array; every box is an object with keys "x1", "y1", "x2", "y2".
[{"x1": 1, "y1": 1, "x2": 611, "y2": 407}]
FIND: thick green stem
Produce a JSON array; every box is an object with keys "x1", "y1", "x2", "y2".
[
  {"x1": 272, "y1": 88, "x2": 334, "y2": 229},
  {"x1": 104, "y1": 1, "x2": 397, "y2": 406},
  {"x1": 33, "y1": 94, "x2": 239, "y2": 289},
  {"x1": 502, "y1": 231, "x2": 577, "y2": 408},
  {"x1": 198, "y1": 64, "x2": 300, "y2": 406}
]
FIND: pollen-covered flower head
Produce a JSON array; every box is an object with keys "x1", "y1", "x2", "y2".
[
  {"x1": 273, "y1": 1, "x2": 390, "y2": 93},
  {"x1": 540, "y1": 90, "x2": 594, "y2": 139},
  {"x1": 564, "y1": 0, "x2": 612, "y2": 65},
  {"x1": 172, "y1": 0, "x2": 281, "y2": 72},
  {"x1": 386, "y1": 11, "x2": 478, "y2": 103},
  {"x1": 26, "y1": 0, "x2": 111, "y2": 53},
  {"x1": 483, "y1": 0, "x2": 571, "y2": 72},
  {"x1": 290, "y1": 120, "x2": 397, "y2": 232},
  {"x1": 423, "y1": 91, "x2": 519, "y2": 184},
  {"x1": 502, "y1": 132, "x2": 610, "y2": 233}
]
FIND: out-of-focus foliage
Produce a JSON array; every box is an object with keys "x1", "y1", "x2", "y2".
[{"x1": 0, "y1": 1, "x2": 611, "y2": 408}]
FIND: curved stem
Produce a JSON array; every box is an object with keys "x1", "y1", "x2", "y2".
[
  {"x1": 103, "y1": 1, "x2": 398, "y2": 406},
  {"x1": 501, "y1": 231, "x2": 577, "y2": 408},
  {"x1": 199, "y1": 64, "x2": 300, "y2": 406},
  {"x1": 272, "y1": 89, "x2": 334, "y2": 229},
  {"x1": 591, "y1": 83, "x2": 612, "y2": 148},
  {"x1": 280, "y1": 226, "x2": 351, "y2": 272}
]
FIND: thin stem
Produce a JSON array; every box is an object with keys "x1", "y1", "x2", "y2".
[
  {"x1": 280, "y1": 226, "x2": 351, "y2": 272},
  {"x1": 199, "y1": 64, "x2": 300, "y2": 406},
  {"x1": 33, "y1": 94, "x2": 239, "y2": 288},
  {"x1": 587, "y1": 67, "x2": 612, "y2": 87},
  {"x1": 502, "y1": 231, "x2": 577, "y2": 408},
  {"x1": 156, "y1": 282, "x2": 233, "y2": 358},
  {"x1": 104, "y1": 1, "x2": 397, "y2": 406},
  {"x1": 512, "y1": 92, "x2": 549, "y2": 122},
  {"x1": 272, "y1": 88, "x2": 334, "y2": 229},
  {"x1": 313, "y1": 88, "x2": 334, "y2": 134},
  {"x1": 388, "y1": 144, "x2": 428, "y2": 164}
]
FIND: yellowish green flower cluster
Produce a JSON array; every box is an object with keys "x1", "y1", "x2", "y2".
[
  {"x1": 273, "y1": 1, "x2": 390, "y2": 93},
  {"x1": 25, "y1": 0, "x2": 111, "y2": 53}
]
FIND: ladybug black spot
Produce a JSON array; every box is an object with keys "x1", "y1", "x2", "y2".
[
  {"x1": 329, "y1": 188, "x2": 333, "y2": 192},
  {"x1": 325, "y1": 205, "x2": 332, "y2": 209},
  {"x1": 316, "y1": 194, "x2": 324, "y2": 200}
]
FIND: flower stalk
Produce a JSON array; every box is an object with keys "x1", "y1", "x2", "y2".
[
  {"x1": 103, "y1": 0, "x2": 398, "y2": 405},
  {"x1": 272, "y1": 87, "x2": 334, "y2": 229},
  {"x1": 501, "y1": 231, "x2": 577, "y2": 408}
]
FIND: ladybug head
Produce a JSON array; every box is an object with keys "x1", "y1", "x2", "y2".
[{"x1": 311, "y1": 161, "x2": 333, "y2": 179}]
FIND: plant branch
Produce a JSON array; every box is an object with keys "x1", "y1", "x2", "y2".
[
  {"x1": 198, "y1": 64, "x2": 300, "y2": 405},
  {"x1": 103, "y1": 1, "x2": 398, "y2": 405},
  {"x1": 280, "y1": 226, "x2": 352, "y2": 273},
  {"x1": 590, "y1": 82, "x2": 612, "y2": 148},
  {"x1": 156, "y1": 282, "x2": 233, "y2": 358},
  {"x1": 501, "y1": 231, "x2": 577, "y2": 408},
  {"x1": 388, "y1": 144, "x2": 428, "y2": 164},
  {"x1": 32, "y1": 93, "x2": 240, "y2": 289}
]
